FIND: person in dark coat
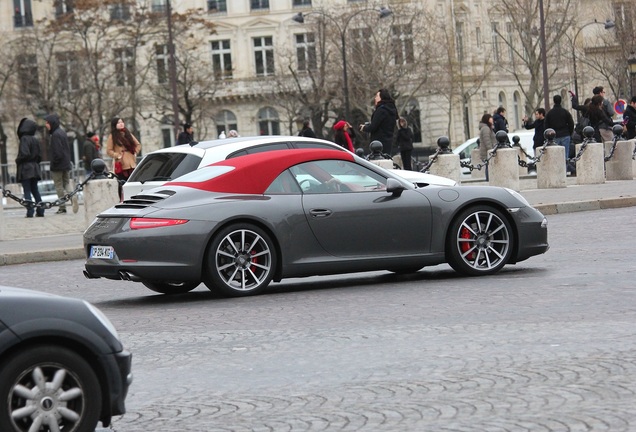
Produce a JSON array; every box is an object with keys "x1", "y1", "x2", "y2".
[
  {"x1": 298, "y1": 119, "x2": 316, "y2": 138},
  {"x1": 16, "y1": 118, "x2": 45, "y2": 218},
  {"x1": 492, "y1": 106, "x2": 509, "y2": 133},
  {"x1": 83, "y1": 131, "x2": 99, "y2": 175},
  {"x1": 394, "y1": 117, "x2": 414, "y2": 170},
  {"x1": 522, "y1": 108, "x2": 546, "y2": 149},
  {"x1": 177, "y1": 123, "x2": 194, "y2": 145},
  {"x1": 623, "y1": 96, "x2": 636, "y2": 140},
  {"x1": 572, "y1": 95, "x2": 613, "y2": 143},
  {"x1": 359, "y1": 88, "x2": 398, "y2": 155},
  {"x1": 544, "y1": 95, "x2": 575, "y2": 160},
  {"x1": 45, "y1": 113, "x2": 75, "y2": 214}
]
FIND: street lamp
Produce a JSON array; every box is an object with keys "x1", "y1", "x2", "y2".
[
  {"x1": 538, "y1": 0, "x2": 549, "y2": 110},
  {"x1": 166, "y1": 0, "x2": 180, "y2": 141},
  {"x1": 628, "y1": 52, "x2": 636, "y2": 96},
  {"x1": 571, "y1": 19, "x2": 615, "y2": 102},
  {"x1": 292, "y1": 6, "x2": 392, "y2": 121}
]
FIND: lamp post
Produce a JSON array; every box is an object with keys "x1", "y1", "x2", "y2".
[
  {"x1": 292, "y1": 7, "x2": 392, "y2": 121},
  {"x1": 629, "y1": 52, "x2": 636, "y2": 96},
  {"x1": 166, "y1": 0, "x2": 180, "y2": 141},
  {"x1": 571, "y1": 19, "x2": 615, "y2": 101},
  {"x1": 538, "y1": 0, "x2": 549, "y2": 110}
]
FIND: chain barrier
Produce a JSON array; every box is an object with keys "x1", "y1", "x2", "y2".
[
  {"x1": 1, "y1": 170, "x2": 122, "y2": 210},
  {"x1": 567, "y1": 135, "x2": 596, "y2": 164},
  {"x1": 420, "y1": 148, "x2": 441, "y2": 172},
  {"x1": 459, "y1": 147, "x2": 500, "y2": 172},
  {"x1": 603, "y1": 134, "x2": 619, "y2": 162}
]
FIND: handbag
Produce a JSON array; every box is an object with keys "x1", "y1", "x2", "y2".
[{"x1": 114, "y1": 160, "x2": 123, "y2": 174}]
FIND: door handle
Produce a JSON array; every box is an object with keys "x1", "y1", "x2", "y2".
[{"x1": 309, "y1": 209, "x2": 332, "y2": 218}]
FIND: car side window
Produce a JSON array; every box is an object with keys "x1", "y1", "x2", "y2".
[
  {"x1": 293, "y1": 141, "x2": 345, "y2": 152},
  {"x1": 290, "y1": 160, "x2": 387, "y2": 194},
  {"x1": 265, "y1": 170, "x2": 302, "y2": 195},
  {"x1": 227, "y1": 143, "x2": 290, "y2": 160}
]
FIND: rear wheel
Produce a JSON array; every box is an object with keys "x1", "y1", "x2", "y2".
[
  {"x1": 204, "y1": 223, "x2": 276, "y2": 297},
  {"x1": 447, "y1": 205, "x2": 513, "y2": 275},
  {"x1": 0, "y1": 345, "x2": 102, "y2": 432},
  {"x1": 142, "y1": 281, "x2": 199, "y2": 294}
]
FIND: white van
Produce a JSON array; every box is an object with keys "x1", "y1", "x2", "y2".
[{"x1": 452, "y1": 130, "x2": 536, "y2": 175}]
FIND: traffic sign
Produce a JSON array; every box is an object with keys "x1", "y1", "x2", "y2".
[{"x1": 615, "y1": 99, "x2": 627, "y2": 115}]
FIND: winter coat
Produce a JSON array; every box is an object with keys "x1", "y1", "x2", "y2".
[
  {"x1": 298, "y1": 126, "x2": 316, "y2": 138},
  {"x1": 45, "y1": 114, "x2": 71, "y2": 172},
  {"x1": 106, "y1": 132, "x2": 141, "y2": 171},
  {"x1": 523, "y1": 117, "x2": 546, "y2": 149},
  {"x1": 362, "y1": 101, "x2": 398, "y2": 155},
  {"x1": 177, "y1": 131, "x2": 194, "y2": 145},
  {"x1": 492, "y1": 113, "x2": 508, "y2": 133},
  {"x1": 623, "y1": 104, "x2": 636, "y2": 140},
  {"x1": 394, "y1": 126, "x2": 414, "y2": 151},
  {"x1": 478, "y1": 122, "x2": 496, "y2": 161},
  {"x1": 545, "y1": 104, "x2": 575, "y2": 138},
  {"x1": 15, "y1": 118, "x2": 42, "y2": 182},
  {"x1": 83, "y1": 138, "x2": 99, "y2": 169}
]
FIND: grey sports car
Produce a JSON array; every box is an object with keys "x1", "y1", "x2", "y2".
[{"x1": 83, "y1": 149, "x2": 548, "y2": 297}]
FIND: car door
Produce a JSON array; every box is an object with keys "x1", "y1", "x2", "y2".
[{"x1": 291, "y1": 160, "x2": 432, "y2": 257}]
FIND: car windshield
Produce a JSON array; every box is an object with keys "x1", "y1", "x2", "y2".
[{"x1": 128, "y1": 153, "x2": 202, "y2": 183}]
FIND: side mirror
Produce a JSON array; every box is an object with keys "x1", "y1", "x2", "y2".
[{"x1": 386, "y1": 178, "x2": 405, "y2": 197}]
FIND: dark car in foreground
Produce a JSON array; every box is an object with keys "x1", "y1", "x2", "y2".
[
  {"x1": 0, "y1": 285, "x2": 132, "y2": 432},
  {"x1": 84, "y1": 149, "x2": 549, "y2": 297}
]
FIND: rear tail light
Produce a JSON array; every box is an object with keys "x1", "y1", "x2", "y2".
[{"x1": 130, "y1": 218, "x2": 189, "y2": 230}]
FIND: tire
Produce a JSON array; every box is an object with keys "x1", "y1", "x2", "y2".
[
  {"x1": 204, "y1": 223, "x2": 276, "y2": 297},
  {"x1": 0, "y1": 345, "x2": 102, "y2": 432},
  {"x1": 447, "y1": 205, "x2": 513, "y2": 276},
  {"x1": 142, "y1": 281, "x2": 199, "y2": 294}
]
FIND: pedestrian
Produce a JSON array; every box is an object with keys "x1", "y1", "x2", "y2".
[
  {"x1": 83, "y1": 131, "x2": 99, "y2": 175},
  {"x1": 394, "y1": 117, "x2": 414, "y2": 170},
  {"x1": 359, "y1": 88, "x2": 398, "y2": 156},
  {"x1": 177, "y1": 123, "x2": 194, "y2": 145},
  {"x1": 622, "y1": 96, "x2": 636, "y2": 140},
  {"x1": 522, "y1": 108, "x2": 546, "y2": 150},
  {"x1": 584, "y1": 95, "x2": 615, "y2": 143},
  {"x1": 333, "y1": 120, "x2": 355, "y2": 152},
  {"x1": 45, "y1": 113, "x2": 78, "y2": 214},
  {"x1": 492, "y1": 106, "x2": 509, "y2": 133},
  {"x1": 544, "y1": 94, "x2": 575, "y2": 161},
  {"x1": 298, "y1": 119, "x2": 316, "y2": 138},
  {"x1": 106, "y1": 117, "x2": 141, "y2": 199},
  {"x1": 592, "y1": 86, "x2": 615, "y2": 142},
  {"x1": 570, "y1": 93, "x2": 592, "y2": 144},
  {"x1": 478, "y1": 113, "x2": 496, "y2": 181},
  {"x1": 228, "y1": 129, "x2": 240, "y2": 138},
  {"x1": 15, "y1": 117, "x2": 45, "y2": 218}
]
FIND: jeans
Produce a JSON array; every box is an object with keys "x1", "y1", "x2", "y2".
[
  {"x1": 21, "y1": 178, "x2": 44, "y2": 217},
  {"x1": 51, "y1": 170, "x2": 72, "y2": 210},
  {"x1": 554, "y1": 136, "x2": 571, "y2": 161}
]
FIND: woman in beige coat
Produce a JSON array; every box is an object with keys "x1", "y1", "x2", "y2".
[
  {"x1": 106, "y1": 117, "x2": 141, "y2": 181},
  {"x1": 478, "y1": 113, "x2": 495, "y2": 181}
]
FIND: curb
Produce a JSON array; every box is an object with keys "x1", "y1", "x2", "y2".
[
  {"x1": 533, "y1": 196, "x2": 636, "y2": 215},
  {"x1": 0, "y1": 248, "x2": 84, "y2": 266}
]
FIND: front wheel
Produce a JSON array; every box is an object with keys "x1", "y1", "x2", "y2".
[
  {"x1": 142, "y1": 281, "x2": 200, "y2": 294},
  {"x1": 0, "y1": 345, "x2": 102, "y2": 432},
  {"x1": 447, "y1": 205, "x2": 513, "y2": 276},
  {"x1": 204, "y1": 223, "x2": 276, "y2": 297}
]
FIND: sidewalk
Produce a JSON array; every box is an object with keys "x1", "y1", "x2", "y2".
[{"x1": 2, "y1": 177, "x2": 636, "y2": 266}]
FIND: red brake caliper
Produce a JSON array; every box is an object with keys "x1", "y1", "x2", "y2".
[{"x1": 460, "y1": 227, "x2": 475, "y2": 260}]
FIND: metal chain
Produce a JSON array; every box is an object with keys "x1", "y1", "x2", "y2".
[
  {"x1": 458, "y1": 145, "x2": 501, "y2": 172},
  {"x1": 517, "y1": 140, "x2": 550, "y2": 168},
  {"x1": 1, "y1": 172, "x2": 121, "y2": 210},
  {"x1": 604, "y1": 134, "x2": 619, "y2": 162},
  {"x1": 420, "y1": 148, "x2": 441, "y2": 172},
  {"x1": 567, "y1": 136, "x2": 596, "y2": 164}
]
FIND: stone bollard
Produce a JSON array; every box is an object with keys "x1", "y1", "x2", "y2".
[
  {"x1": 537, "y1": 128, "x2": 566, "y2": 189},
  {"x1": 429, "y1": 137, "x2": 461, "y2": 184},
  {"x1": 576, "y1": 142, "x2": 605, "y2": 185},
  {"x1": 470, "y1": 148, "x2": 485, "y2": 179},
  {"x1": 368, "y1": 159, "x2": 394, "y2": 170},
  {"x1": 488, "y1": 132, "x2": 519, "y2": 191},
  {"x1": 83, "y1": 159, "x2": 120, "y2": 229},
  {"x1": 605, "y1": 139, "x2": 634, "y2": 181}
]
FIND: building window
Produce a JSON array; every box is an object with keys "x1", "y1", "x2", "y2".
[
  {"x1": 215, "y1": 110, "x2": 237, "y2": 137},
  {"x1": 151, "y1": 0, "x2": 166, "y2": 14},
  {"x1": 207, "y1": 0, "x2": 227, "y2": 12},
  {"x1": 114, "y1": 47, "x2": 134, "y2": 87},
  {"x1": 14, "y1": 0, "x2": 33, "y2": 28},
  {"x1": 391, "y1": 24, "x2": 414, "y2": 65},
  {"x1": 295, "y1": 33, "x2": 316, "y2": 71},
  {"x1": 155, "y1": 44, "x2": 168, "y2": 84},
  {"x1": 455, "y1": 22, "x2": 464, "y2": 60},
  {"x1": 211, "y1": 40, "x2": 233, "y2": 79},
  {"x1": 251, "y1": 0, "x2": 269, "y2": 10},
  {"x1": 258, "y1": 107, "x2": 280, "y2": 135},
  {"x1": 17, "y1": 54, "x2": 39, "y2": 96},
  {"x1": 161, "y1": 125, "x2": 174, "y2": 148},
  {"x1": 491, "y1": 22, "x2": 500, "y2": 62},
  {"x1": 253, "y1": 36, "x2": 275, "y2": 77},
  {"x1": 349, "y1": 27, "x2": 372, "y2": 65},
  {"x1": 54, "y1": 0, "x2": 74, "y2": 18},
  {"x1": 57, "y1": 52, "x2": 80, "y2": 92},
  {"x1": 476, "y1": 27, "x2": 482, "y2": 50},
  {"x1": 293, "y1": 0, "x2": 311, "y2": 6},
  {"x1": 110, "y1": 3, "x2": 130, "y2": 20},
  {"x1": 506, "y1": 22, "x2": 514, "y2": 63}
]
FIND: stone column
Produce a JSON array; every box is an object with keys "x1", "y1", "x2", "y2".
[
  {"x1": 537, "y1": 145, "x2": 566, "y2": 189},
  {"x1": 470, "y1": 148, "x2": 485, "y2": 179},
  {"x1": 83, "y1": 178, "x2": 120, "y2": 229},
  {"x1": 430, "y1": 153, "x2": 461, "y2": 184},
  {"x1": 488, "y1": 147, "x2": 520, "y2": 191},
  {"x1": 605, "y1": 140, "x2": 635, "y2": 181},
  {"x1": 576, "y1": 142, "x2": 605, "y2": 185}
]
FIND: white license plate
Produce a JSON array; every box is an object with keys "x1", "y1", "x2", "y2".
[{"x1": 90, "y1": 246, "x2": 114, "y2": 259}]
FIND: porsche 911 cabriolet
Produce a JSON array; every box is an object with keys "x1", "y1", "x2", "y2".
[{"x1": 83, "y1": 149, "x2": 548, "y2": 297}]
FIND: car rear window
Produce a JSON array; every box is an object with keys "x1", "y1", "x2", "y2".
[{"x1": 128, "y1": 152, "x2": 202, "y2": 183}]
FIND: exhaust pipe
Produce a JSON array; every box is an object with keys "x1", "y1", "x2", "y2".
[
  {"x1": 118, "y1": 270, "x2": 142, "y2": 282},
  {"x1": 83, "y1": 270, "x2": 98, "y2": 279}
]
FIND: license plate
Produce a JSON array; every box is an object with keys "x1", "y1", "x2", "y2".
[{"x1": 90, "y1": 246, "x2": 114, "y2": 259}]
